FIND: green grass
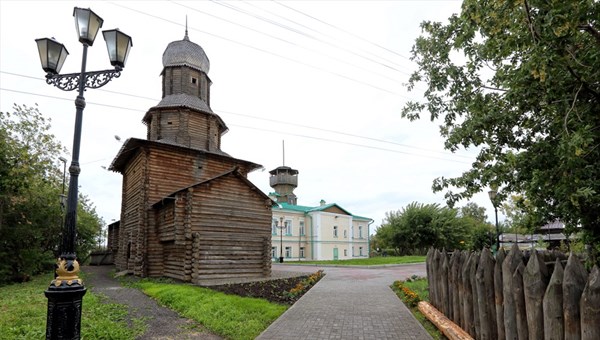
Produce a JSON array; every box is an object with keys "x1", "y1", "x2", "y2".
[
  {"x1": 0, "y1": 273, "x2": 145, "y2": 339},
  {"x1": 286, "y1": 255, "x2": 426, "y2": 266},
  {"x1": 404, "y1": 277, "x2": 430, "y2": 301},
  {"x1": 133, "y1": 280, "x2": 288, "y2": 340},
  {"x1": 392, "y1": 277, "x2": 445, "y2": 340}
]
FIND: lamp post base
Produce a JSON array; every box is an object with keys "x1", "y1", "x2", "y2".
[
  {"x1": 45, "y1": 258, "x2": 86, "y2": 339},
  {"x1": 45, "y1": 284, "x2": 86, "y2": 340},
  {"x1": 279, "y1": 256, "x2": 284, "y2": 263}
]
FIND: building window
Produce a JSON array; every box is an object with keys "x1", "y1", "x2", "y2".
[
  {"x1": 300, "y1": 247, "x2": 305, "y2": 258},
  {"x1": 299, "y1": 221, "x2": 305, "y2": 236},
  {"x1": 343, "y1": 230, "x2": 347, "y2": 238},
  {"x1": 285, "y1": 246, "x2": 292, "y2": 258},
  {"x1": 333, "y1": 226, "x2": 338, "y2": 238},
  {"x1": 191, "y1": 77, "x2": 197, "y2": 85},
  {"x1": 359, "y1": 247, "x2": 363, "y2": 256},
  {"x1": 272, "y1": 247, "x2": 277, "y2": 258},
  {"x1": 272, "y1": 219, "x2": 278, "y2": 235},
  {"x1": 359, "y1": 226, "x2": 363, "y2": 238},
  {"x1": 285, "y1": 220, "x2": 293, "y2": 235},
  {"x1": 344, "y1": 249, "x2": 347, "y2": 256}
]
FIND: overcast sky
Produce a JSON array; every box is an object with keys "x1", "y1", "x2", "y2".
[{"x1": 0, "y1": 0, "x2": 503, "y2": 232}]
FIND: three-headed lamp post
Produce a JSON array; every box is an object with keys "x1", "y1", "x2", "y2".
[
  {"x1": 36, "y1": 7, "x2": 132, "y2": 340},
  {"x1": 488, "y1": 189, "x2": 500, "y2": 252}
]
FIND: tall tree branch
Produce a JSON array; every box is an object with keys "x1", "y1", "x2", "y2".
[
  {"x1": 523, "y1": 0, "x2": 540, "y2": 43},
  {"x1": 579, "y1": 24, "x2": 600, "y2": 44}
]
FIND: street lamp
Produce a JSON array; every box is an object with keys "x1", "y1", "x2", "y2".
[
  {"x1": 36, "y1": 7, "x2": 132, "y2": 339},
  {"x1": 58, "y1": 157, "x2": 67, "y2": 209},
  {"x1": 488, "y1": 189, "x2": 500, "y2": 252},
  {"x1": 276, "y1": 216, "x2": 285, "y2": 263}
]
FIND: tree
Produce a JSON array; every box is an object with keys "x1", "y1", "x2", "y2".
[
  {"x1": 402, "y1": 1, "x2": 600, "y2": 261},
  {"x1": 459, "y1": 202, "x2": 495, "y2": 250},
  {"x1": 459, "y1": 202, "x2": 488, "y2": 223},
  {"x1": 500, "y1": 194, "x2": 537, "y2": 234},
  {"x1": 377, "y1": 202, "x2": 470, "y2": 254},
  {"x1": 0, "y1": 104, "x2": 104, "y2": 283}
]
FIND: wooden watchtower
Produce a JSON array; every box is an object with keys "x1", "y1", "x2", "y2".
[{"x1": 109, "y1": 29, "x2": 273, "y2": 281}]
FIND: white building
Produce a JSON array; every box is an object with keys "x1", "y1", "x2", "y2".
[{"x1": 268, "y1": 165, "x2": 372, "y2": 261}]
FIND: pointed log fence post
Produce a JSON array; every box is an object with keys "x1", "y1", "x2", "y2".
[
  {"x1": 470, "y1": 251, "x2": 480, "y2": 340},
  {"x1": 426, "y1": 248, "x2": 435, "y2": 307},
  {"x1": 563, "y1": 252, "x2": 588, "y2": 340},
  {"x1": 451, "y1": 250, "x2": 462, "y2": 326},
  {"x1": 441, "y1": 249, "x2": 450, "y2": 316},
  {"x1": 462, "y1": 252, "x2": 475, "y2": 337},
  {"x1": 434, "y1": 249, "x2": 443, "y2": 309},
  {"x1": 457, "y1": 250, "x2": 468, "y2": 330},
  {"x1": 543, "y1": 258, "x2": 564, "y2": 340},
  {"x1": 476, "y1": 249, "x2": 496, "y2": 339},
  {"x1": 503, "y1": 243, "x2": 523, "y2": 340},
  {"x1": 524, "y1": 250, "x2": 548, "y2": 340},
  {"x1": 448, "y1": 251, "x2": 456, "y2": 321},
  {"x1": 494, "y1": 248, "x2": 505, "y2": 340},
  {"x1": 581, "y1": 265, "x2": 600, "y2": 340},
  {"x1": 513, "y1": 262, "x2": 528, "y2": 340}
]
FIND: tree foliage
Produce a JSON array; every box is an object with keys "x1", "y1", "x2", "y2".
[
  {"x1": 375, "y1": 202, "x2": 472, "y2": 254},
  {"x1": 402, "y1": 1, "x2": 600, "y2": 256},
  {"x1": 0, "y1": 104, "x2": 104, "y2": 284}
]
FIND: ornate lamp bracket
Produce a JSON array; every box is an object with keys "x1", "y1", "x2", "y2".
[{"x1": 46, "y1": 67, "x2": 122, "y2": 91}]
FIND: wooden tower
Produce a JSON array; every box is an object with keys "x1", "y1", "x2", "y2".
[{"x1": 109, "y1": 29, "x2": 273, "y2": 281}]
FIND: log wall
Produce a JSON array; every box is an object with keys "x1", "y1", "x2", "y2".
[
  {"x1": 427, "y1": 246, "x2": 599, "y2": 340},
  {"x1": 115, "y1": 150, "x2": 147, "y2": 274},
  {"x1": 153, "y1": 171, "x2": 272, "y2": 281}
]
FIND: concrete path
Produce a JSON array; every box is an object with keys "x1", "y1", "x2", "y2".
[{"x1": 259, "y1": 263, "x2": 432, "y2": 340}]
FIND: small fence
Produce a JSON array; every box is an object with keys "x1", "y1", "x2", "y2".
[{"x1": 426, "y1": 246, "x2": 599, "y2": 340}]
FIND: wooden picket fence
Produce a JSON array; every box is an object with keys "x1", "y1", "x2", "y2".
[{"x1": 426, "y1": 245, "x2": 599, "y2": 340}]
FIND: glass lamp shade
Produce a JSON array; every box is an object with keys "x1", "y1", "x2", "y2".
[
  {"x1": 488, "y1": 190, "x2": 497, "y2": 202},
  {"x1": 102, "y1": 29, "x2": 133, "y2": 68},
  {"x1": 35, "y1": 38, "x2": 69, "y2": 74},
  {"x1": 73, "y1": 7, "x2": 104, "y2": 46}
]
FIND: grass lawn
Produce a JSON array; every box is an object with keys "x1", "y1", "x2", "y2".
[
  {"x1": 285, "y1": 255, "x2": 426, "y2": 266},
  {"x1": 0, "y1": 273, "x2": 145, "y2": 339},
  {"x1": 392, "y1": 277, "x2": 445, "y2": 340},
  {"x1": 132, "y1": 280, "x2": 288, "y2": 340}
]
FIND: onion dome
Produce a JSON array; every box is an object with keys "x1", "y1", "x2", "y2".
[{"x1": 162, "y1": 30, "x2": 210, "y2": 73}]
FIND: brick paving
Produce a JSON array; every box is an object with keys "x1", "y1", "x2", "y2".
[{"x1": 258, "y1": 263, "x2": 432, "y2": 340}]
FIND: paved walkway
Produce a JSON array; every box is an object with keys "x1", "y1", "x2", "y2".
[{"x1": 258, "y1": 263, "x2": 431, "y2": 340}]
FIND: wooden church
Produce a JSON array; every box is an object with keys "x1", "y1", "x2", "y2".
[{"x1": 108, "y1": 29, "x2": 273, "y2": 282}]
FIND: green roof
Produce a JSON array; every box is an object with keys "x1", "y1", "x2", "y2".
[{"x1": 275, "y1": 202, "x2": 372, "y2": 221}]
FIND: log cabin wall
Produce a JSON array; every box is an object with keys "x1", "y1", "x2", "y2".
[
  {"x1": 107, "y1": 222, "x2": 119, "y2": 259},
  {"x1": 153, "y1": 172, "x2": 272, "y2": 281},
  {"x1": 145, "y1": 146, "x2": 254, "y2": 205},
  {"x1": 146, "y1": 108, "x2": 222, "y2": 152},
  {"x1": 189, "y1": 173, "x2": 272, "y2": 281},
  {"x1": 115, "y1": 150, "x2": 147, "y2": 273},
  {"x1": 162, "y1": 67, "x2": 210, "y2": 103}
]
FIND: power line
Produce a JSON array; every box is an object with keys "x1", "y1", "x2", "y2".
[
  {"x1": 170, "y1": 0, "x2": 406, "y2": 84},
  {"x1": 211, "y1": 0, "x2": 412, "y2": 76},
  {"x1": 106, "y1": 1, "x2": 415, "y2": 98},
  {"x1": 1, "y1": 70, "x2": 472, "y2": 160},
  {"x1": 273, "y1": 1, "x2": 413, "y2": 62},
  {"x1": 254, "y1": 0, "x2": 414, "y2": 73},
  {"x1": 229, "y1": 123, "x2": 471, "y2": 164},
  {"x1": 0, "y1": 84, "x2": 473, "y2": 164}
]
